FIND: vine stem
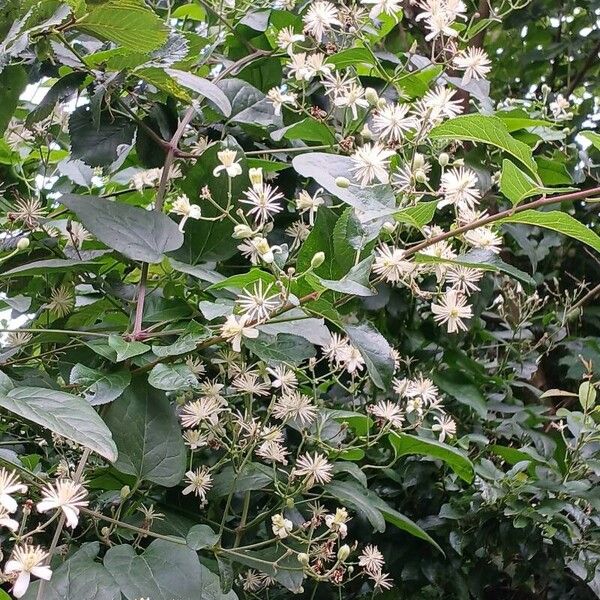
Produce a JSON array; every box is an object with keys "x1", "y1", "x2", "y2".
[
  {"x1": 403, "y1": 185, "x2": 600, "y2": 259},
  {"x1": 36, "y1": 448, "x2": 91, "y2": 600}
]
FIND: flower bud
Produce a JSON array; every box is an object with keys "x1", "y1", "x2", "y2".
[
  {"x1": 335, "y1": 176, "x2": 350, "y2": 188},
  {"x1": 120, "y1": 485, "x2": 131, "y2": 499},
  {"x1": 232, "y1": 224, "x2": 254, "y2": 239},
  {"x1": 286, "y1": 497, "x2": 295, "y2": 508},
  {"x1": 311, "y1": 252, "x2": 325, "y2": 269},
  {"x1": 413, "y1": 153, "x2": 425, "y2": 169},
  {"x1": 382, "y1": 221, "x2": 396, "y2": 234},
  {"x1": 454, "y1": 158, "x2": 465, "y2": 167},
  {"x1": 360, "y1": 124, "x2": 373, "y2": 140},
  {"x1": 337, "y1": 544, "x2": 350, "y2": 561},
  {"x1": 415, "y1": 169, "x2": 427, "y2": 183},
  {"x1": 101, "y1": 527, "x2": 111, "y2": 538},
  {"x1": 364, "y1": 87, "x2": 379, "y2": 105},
  {"x1": 438, "y1": 152, "x2": 450, "y2": 167},
  {"x1": 249, "y1": 167, "x2": 263, "y2": 188},
  {"x1": 16, "y1": 237, "x2": 30, "y2": 251},
  {"x1": 297, "y1": 553, "x2": 310, "y2": 566},
  {"x1": 541, "y1": 84, "x2": 551, "y2": 95}
]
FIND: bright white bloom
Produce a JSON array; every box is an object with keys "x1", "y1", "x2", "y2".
[
  {"x1": 464, "y1": 226, "x2": 502, "y2": 253},
  {"x1": 420, "y1": 85, "x2": 463, "y2": 123},
  {"x1": 432, "y1": 414, "x2": 457, "y2": 442},
  {"x1": 232, "y1": 372, "x2": 271, "y2": 396},
  {"x1": 0, "y1": 507, "x2": 19, "y2": 531},
  {"x1": 303, "y1": 1, "x2": 341, "y2": 43},
  {"x1": 453, "y1": 47, "x2": 492, "y2": 84},
  {"x1": 238, "y1": 236, "x2": 278, "y2": 265},
  {"x1": 37, "y1": 479, "x2": 88, "y2": 529},
  {"x1": 393, "y1": 376, "x2": 410, "y2": 397},
  {"x1": 295, "y1": 188, "x2": 324, "y2": 225},
  {"x1": 267, "y1": 87, "x2": 298, "y2": 116},
  {"x1": 65, "y1": 222, "x2": 91, "y2": 248},
  {"x1": 406, "y1": 375, "x2": 439, "y2": 404},
  {"x1": 334, "y1": 82, "x2": 369, "y2": 120},
  {"x1": 5, "y1": 545, "x2": 52, "y2": 598},
  {"x1": 241, "y1": 183, "x2": 284, "y2": 223},
  {"x1": 361, "y1": 0, "x2": 401, "y2": 19},
  {"x1": 322, "y1": 333, "x2": 350, "y2": 363},
  {"x1": 322, "y1": 71, "x2": 355, "y2": 99},
  {"x1": 337, "y1": 344, "x2": 365, "y2": 374},
  {"x1": 182, "y1": 467, "x2": 212, "y2": 504},
  {"x1": 277, "y1": 26, "x2": 305, "y2": 54},
  {"x1": 439, "y1": 167, "x2": 481, "y2": 210},
  {"x1": 421, "y1": 238, "x2": 457, "y2": 282},
  {"x1": 267, "y1": 365, "x2": 298, "y2": 393},
  {"x1": 446, "y1": 265, "x2": 483, "y2": 294},
  {"x1": 416, "y1": 0, "x2": 466, "y2": 40},
  {"x1": 350, "y1": 143, "x2": 395, "y2": 187},
  {"x1": 183, "y1": 429, "x2": 208, "y2": 450},
  {"x1": 358, "y1": 544, "x2": 385, "y2": 573},
  {"x1": 288, "y1": 52, "x2": 309, "y2": 81},
  {"x1": 213, "y1": 149, "x2": 242, "y2": 178},
  {"x1": 271, "y1": 513, "x2": 293, "y2": 538},
  {"x1": 294, "y1": 452, "x2": 333, "y2": 486},
  {"x1": 273, "y1": 391, "x2": 317, "y2": 426},
  {"x1": 369, "y1": 569, "x2": 394, "y2": 590},
  {"x1": 368, "y1": 401, "x2": 404, "y2": 428},
  {"x1": 550, "y1": 94, "x2": 570, "y2": 119},
  {"x1": 170, "y1": 194, "x2": 201, "y2": 232},
  {"x1": 304, "y1": 52, "x2": 332, "y2": 79},
  {"x1": 0, "y1": 468, "x2": 27, "y2": 513},
  {"x1": 180, "y1": 397, "x2": 226, "y2": 428},
  {"x1": 372, "y1": 103, "x2": 414, "y2": 142},
  {"x1": 431, "y1": 289, "x2": 473, "y2": 333},
  {"x1": 325, "y1": 507, "x2": 349, "y2": 538},
  {"x1": 221, "y1": 314, "x2": 259, "y2": 352},
  {"x1": 237, "y1": 281, "x2": 280, "y2": 321},
  {"x1": 373, "y1": 244, "x2": 415, "y2": 283},
  {"x1": 256, "y1": 440, "x2": 289, "y2": 465}
]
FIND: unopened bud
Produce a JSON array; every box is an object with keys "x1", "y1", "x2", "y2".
[
  {"x1": 415, "y1": 169, "x2": 427, "y2": 183},
  {"x1": 16, "y1": 237, "x2": 30, "y2": 251},
  {"x1": 382, "y1": 221, "x2": 396, "y2": 234},
  {"x1": 297, "y1": 553, "x2": 310, "y2": 566},
  {"x1": 438, "y1": 152, "x2": 450, "y2": 167},
  {"x1": 337, "y1": 544, "x2": 350, "y2": 561},
  {"x1": 454, "y1": 158, "x2": 465, "y2": 167},
  {"x1": 413, "y1": 153, "x2": 425, "y2": 169},
  {"x1": 365, "y1": 87, "x2": 379, "y2": 105},
  {"x1": 286, "y1": 497, "x2": 295, "y2": 508},
  {"x1": 232, "y1": 224, "x2": 254, "y2": 239},
  {"x1": 311, "y1": 252, "x2": 325, "y2": 269},
  {"x1": 101, "y1": 527, "x2": 110, "y2": 538},
  {"x1": 249, "y1": 167, "x2": 263, "y2": 188},
  {"x1": 360, "y1": 124, "x2": 373, "y2": 140},
  {"x1": 120, "y1": 485, "x2": 131, "y2": 499},
  {"x1": 335, "y1": 176, "x2": 350, "y2": 188}
]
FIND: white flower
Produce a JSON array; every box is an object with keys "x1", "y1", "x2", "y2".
[
  {"x1": 288, "y1": 52, "x2": 309, "y2": 81},
  {"x1": 420, "y1": 238, "x2": 457, "y2": 282},
  {"x1": 334, "y1": 82, "x2": 369, "y2": 120},
  {"x1": 0, "y1": 468, "x2": 27, "y2": 513},
  {"x1": 406, "y1": 375, "x2": 439, "y2": 404},
  {"x1": 439, "y1": 166, "x2": 481, "y2": 210},
  {"x1": 273, "y1": 391, "x2": 317, "y2": 426},
  {"x1": 182, "y1": 429, "x2": 208, "y2": 450},
  {"x1": 322, "y1": 71, "x2": 355, "y2": 99},
  {"x1": 358, "y1": 544, "x2": 385, "y2": 573},
  {"x1": 361, "y1": 0, "x2": 401, "y2": 19},
  {"x1": 350, "y1": 143, "x2": 395, "y2": 187},
  {"x1": 446, "y1": 265, "x2": 483, "y2": 294},
  {"x1": 303, "y1": 1, "x2": 341, "y2": 43},
  {"x1": 369, "y1": 569, "x2": 394, "y2": 590},
  {"x1": 256, "y1": 440, "x2": 289, "y2": 465},
  {"x1": 271, "y1": 513, "x2": 293, "y2": 538},
  {"x1": 241, "y1": 183, "x2": 284, "y2": 223},
  {"x1": 65, "y1": 222, "x2": 91, "y2": 248},
  {"x1": 277, "y1": 26, "x2": 305, "y2": 54},
  {"x1": 180, "y1": 396, "x2": 226, "y2": 428},
  {"x1": 213, "y1": 149, "x2": 242, "y2": 178},
  {"x1": 0, "y1": 507, "x2": 19, "y2": 531},
  {"x1": 373, "y1": 244, "x2": 416, "y2": 283},
  {"x1": 336, "y1": 344, "x2": 365, "y2": 374},
  {"x1": 36, "y1": 479, "x2": 88, "y2": 529},
  {"x1": 304, "y1": 52, "x2": 332, "y2": 80},
  {"x1": 237, "y1": 281, "x2": 280, "y2": 321},
  {"x1": 322, "y1": 332, "x2": 350, "y2": 364},
  {"x1": 182, "y1": 467, "x2": 212, "y2": 504},
  {"x1": 221, "y1": 314, "x2": 259, "y2": 352},
  {"x1": 464, "y1": 226, "x2": 502, "y2": 253},
  {"x1": 431, "y1": 289, "x2": 473, "y2": 333},
  {"x1": 294, "y1": 452, "x2": 333, "y2": 486},
  {"x1": 550, "y1": 94, "x2": 570, "y2": 119},
  {"x1": 372, "y1": 102, "x2": 415, "y2": 142},
  {"x1": 325, "y1": 507, "x2": 349, "y2": 538},
  {"x1": 432, "y1": 414, "x2": 457, "y2": 442},
  {"x1": 368, "y1": 401, "x2": 404, "y2": 428},
  {"x1": 267, "y1": 365, "x2": 298, "y2": 393},
  {"x1": 453, "y1": 47, "x2": 492, "y2": 84},
  {"x1": 238, "y1": 236, "x2": 279, "y2": 265},
  {"x1": 170, "y1": 194, "x2": 201, "y2": 232},
  {"x1": 420, "y1": 85, "x2": 463, "y2": 123},
  {"x1": 5, "y1": 545, "x2": 52, "y2": 599},
  {"x1": 267, "y1": 87, "x2": 298, "y2": 116},
  {"x1": 295, "y1": 188, "x2": 324, "y2": 225}
]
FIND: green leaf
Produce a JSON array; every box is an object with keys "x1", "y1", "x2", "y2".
[
  {"x1": 345, "y1": 323, "x2": 395, "y2": 390},
  {"x1": 497, "y1": 210, "x2": 600, "y2": 253},
  {"x1": 78, "y1": 0, "x2": 168, "y2": 52},
  {"x1": 271, "y1": 117, "x2": 335, "y2": 145},
  {"x1": 148, "y1": 363, "x2": 198, "y2": 391},
  {"x1": 103, "y1": 378, "x2": 186, "y2": 486},
  {"x1": 164, "y1": 69, "x2": 232, "y2": 117},
  {"x1": 536, "y1": 157, "x2": 573, "y2": 185},
  {"x1": 70, "y1": 364, "x2": 131, "y2": 406},
  {"x1": 22, "y1": 542, "x2": 121, "y2": 600},
  {"x1": 151, "y1": 332, "x2": 208, "y2": 357},
  {"x1": 377, "y1": 504, "x2": 443, "y2": 553},
  {"x1": 389, "y1": 432, "x2": 474, "y2": 483},
  {"x1": 0, "y1": 65, "x2": 27, "y2": 135},
  {"x1": 61, "y1": 194, "x2": 184, "y2": 263},
  {"x1": 579, "y1": 381, "x2": 596, "y2": 411},
  {"x1": 430, "y1": 115, "x2": 538, "y2": 174},
  {"x1": 104, "y1": 540, "x2": 236, "y2": 600},
  {"x1": 210, "y1": 463, "x2": 272, "y2": 497},
  {"x1": 208, "y1": 268, "x2": 276, "y2": 291},
  {"x1": 69, "y1": 106, "x2": 136, "y2": 167},
  {"x1": 500, "y1": 160, "x2": 574, "y2": 206},
  {"x1": 329, "y1": 410, "x2": 373, "y2": 436},
  {"x1": 312, "y1": 257, "x2": 375, "y2": 296},
  {"x1": 581, "y1": 130, "x2": 600, "y2": 152},
  {"x1": 0, "y1": 387, "x2": 117, "y2": 461},
  {"x1": 325, "y1": 47, "x2": 374, "y2": 69},
  {"x1": 433, "y1": 371, "x2": 487, "y2": 418},
  {"x1": 107, "y1": 334, "x2": 150, "y2": 362},
  {"x1": 394, "y1": 201, "x2": 438, "y2": 228},
  {"x1": 216, "y1": 78, "x2": 282, "y2": 127},
  {"x1": 244, "y1": 333, "x2": 316, "y2": 366},
  {"x1": 1, "y1": 258, "x2": 100, "y2": 277},
  {"x1": 186, "y1": 524, "x2": 219, "y2": 550}
]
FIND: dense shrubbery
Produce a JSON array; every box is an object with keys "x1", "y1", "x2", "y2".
[{"x1": 0, "y1": 1, "x2": 599, "y2": 599}]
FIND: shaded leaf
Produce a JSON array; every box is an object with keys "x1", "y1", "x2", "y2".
[{"x1": 70, "y1": 364, "x2": 131, "y2": 406}]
